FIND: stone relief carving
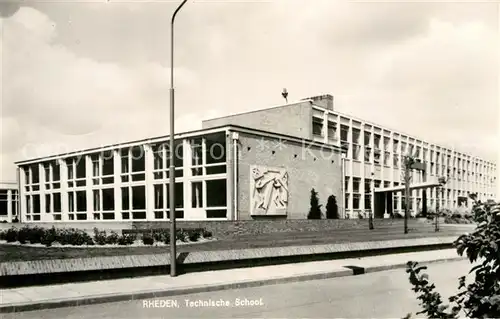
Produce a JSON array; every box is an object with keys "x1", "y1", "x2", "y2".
[{"x1": 250, "y1": 165, "x2": 289, "y2": 216}]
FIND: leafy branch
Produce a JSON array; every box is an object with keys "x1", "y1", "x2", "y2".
[{"x1": 404, "y1": 198, "x2": 500, "y2": 318}]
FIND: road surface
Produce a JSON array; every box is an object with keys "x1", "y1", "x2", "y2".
[{"x1": 7, "y1": 259, "x2": 472, "y2": 318}]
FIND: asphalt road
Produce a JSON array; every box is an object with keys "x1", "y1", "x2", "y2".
[{"x1": 7, "y1": 259, "x2": 473, "y2": 318}]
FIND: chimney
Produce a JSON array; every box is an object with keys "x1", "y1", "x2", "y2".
[{"x1": 302, "y1": 94, "x2": 334, "y2": 111}]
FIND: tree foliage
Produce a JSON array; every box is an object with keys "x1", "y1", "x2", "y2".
[
  {"x1": 326, "y1": 195, "x2": 339, "y2": 219},
  {"x1": 405, "y1": 198, "x2": 500, "y2": 318},
  {"x1": 308, "y1": 188, "x2": 322, "y2": 219}
]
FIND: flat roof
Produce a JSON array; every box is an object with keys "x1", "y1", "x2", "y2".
[
  {"x1": 15, "y1": 124, "x2": 344, "y2": 166},
  {"x1": 0, "y1": 182, "x2": 18, "y2": 190},
  {"x1": 374, "y1": 181, "x2": 442, "y2": 193},
  {"x1": 202, "y1": 95, "x2": 494, "y2": 165}
]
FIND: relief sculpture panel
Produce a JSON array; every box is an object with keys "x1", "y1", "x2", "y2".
[{"x1": 250, "y1": 165, "x2": 289, "y2": 216}]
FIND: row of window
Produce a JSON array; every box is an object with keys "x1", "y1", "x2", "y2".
[
  {"x1": 345, "y1": 194, "x2": 469, "y2": 211},
  {"x1": 23, "y1": 178, "x2": 228, "y2": 221},
  {"x1": 23, "y1": 134, "x2": 228, "y2": 188},
  {"x1": 0, "y1": 190, "x2": 18, "y2": 217},
  {"x1": 330, "y1": 120, "x2": 495, "y2": 170}
]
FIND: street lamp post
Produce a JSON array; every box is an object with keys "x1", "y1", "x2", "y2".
[
  {"x1": 169, "y1": 0, "x2": 188, "y2": 277},
  {"x1": 435, "y1": 176, "x2": 448, "y2": 232}
]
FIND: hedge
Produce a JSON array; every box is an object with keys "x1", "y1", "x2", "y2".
[{"x1": 0, "y1": 226, "x2": 213, "y2": 247}]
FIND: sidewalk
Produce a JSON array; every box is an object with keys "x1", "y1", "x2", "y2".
[{"x1": 0, "y1": 249, "x2": 466, "y2": 313}]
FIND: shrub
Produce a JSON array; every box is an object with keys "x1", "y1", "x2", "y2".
[
  {"x1": 17, "y1": 227, "x2": 30, "y2": 244},
  {"x1": 187, "y1": 229, "x2": 201, "y2": 242},
  {"x1": 12, "y1": 217, "x2": 19, "y2": 223},
  {"x1": 163, "y1": 234, "x2": 171, "y2": 244},
  {"x1": 41, "y1": 227, "x2": 57, "y2": 247},
  {"x1": 153, "y1": 229, "x2": 168, "y2": 243},
  {"x1": 55, "y1": 229, "x2": 72, "y2": 245},
  {"x1": 0, "y1": 230, "x2": 6, "y2": 240},
  {"x1": 93, "y1": 228, "x2": 107, "y2": 246},
  {"x1": 106, "y1": 231, "x2": 119, "y2": 245},
  {"x1": 176, "y1": 229, "x2": 189, "y2": 242},
  {"x1": 307, "y1": 188, "x2": 322, "y2": 219},
  {"x1": 202, "y1": 229, "x2": 213, "y2": 239},
  {"x1": 118, "y1": 234, "x2": 135, "y2": 246},
  {"x1": 2, "y1": 220, "x2": 7, "y2": 223},
  {"x1": 405, "y1": 199, "x2": 500, "y2": 318},
  {"x1": 4, "y1": 228, "x2": 18, "y2": 242},
  {"x1": 62, "y1": 229, "x2": 92, "y2": 246},
  {"x1": 142, "y1": 234, "x2": 154, "y2": 245},
  {"x1": 325, "y1": 195, "x2": 339, "y2": 219},
  {"x1": 26, "y1": 227, "x2": 45, "y2": 244}
]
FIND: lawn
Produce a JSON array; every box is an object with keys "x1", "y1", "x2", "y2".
[{"x1": 0, "y1": 223, "x2": 467, "y2": 263}]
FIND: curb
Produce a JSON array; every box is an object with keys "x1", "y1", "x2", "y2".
[{"x1": 0, "y1": 255, "x2": 466, "y2": 313}]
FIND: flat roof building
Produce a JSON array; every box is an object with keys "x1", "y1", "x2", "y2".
[
  {"x1": 203, "y1": 94, "x2": 497, "y2": 218},
  {"x1": 13, "y1": 94, "x2": 497, "y2": 222},
  {"x1": 0, "y1": 182, "x2": 19, "y2": 223},
  {"x1": 15, "y1": 124, "x2": 342, "y2": 222}
]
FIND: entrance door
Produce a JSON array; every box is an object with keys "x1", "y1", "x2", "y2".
[{"x1": 374, "y1": 192, "x2": 386, "y2": 218}]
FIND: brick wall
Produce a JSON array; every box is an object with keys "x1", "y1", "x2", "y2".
[
  {"x1": 202, "y1": 102, "x2": 312, "y2": 140},
  {"x1": 0, "y1": 222, "x2": 133, "y2": 232},
  {"x1": 133, "y1": 219, "x2": 430, "y2": 240},
  {"x1": 235, "y1": 131, "x2": 342, "y2": 219},
  {"x1": 2, "y1": 219, "x2": 433, "y2": 240}
]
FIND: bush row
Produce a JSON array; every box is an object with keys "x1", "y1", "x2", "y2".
[
  {"x1": 443, "y1": 215, "x2": 475, "y2": 224},
  {"x1": 0, "y1": 226, "x2": 213, "y2": 247}
]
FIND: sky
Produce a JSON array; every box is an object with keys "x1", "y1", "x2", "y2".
[{"x1": 0, "y1": 0, "x2": 499, "y2": 188}]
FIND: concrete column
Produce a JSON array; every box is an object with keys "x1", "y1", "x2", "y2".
[
  {"x1": 39, "y1": 163, "x2": 46, "y2": 222},
  {"x1": 322, "y1": 110, "x2": 328, "y2": 144},
  {"x1": 113, "y1": 149, "x2": 122, "y2": 221},
  {"x1": 85, "y1": 155, "x2": 93, "y2": 221},
  {"x1": 226, "y1": 132, "x2": 234, "y2": 221},
  {"x1": 60, "y1": 159, "x2": 69, "y2": 221},
  {"x1": 6, "y1": 189, "x2": 12, "y2": 223},
  {"x1": 183, "y1": 138, "x2": 191, "y2": 219},
  {"x1": 144, "y1": 144, "x2": 155, "y2": 221}
]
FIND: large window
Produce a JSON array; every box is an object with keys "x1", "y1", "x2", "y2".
[
  {"x1": 22, "y1": 164, "x2": 42, "y2": 220},
  {"x1": 384, "y1": 151, "x2": 390, "y2": 166},
  {"x1": 364, "y1": 130, "x2": 372, "y2": 163},
  {"x1": 44, "y1": 192, "x2": 62, "y2": 221},
  {"x1": 205, "y1": 133, "x2": 226, "y2": 174},
  {"x1": 327, "y1": 121, "x2": 337, "y2": 142},
  {"x1": 89, "y1": 150, "x2": 115, "y2": 220},
  {"x1": 68, "y1": 190, "x2": 87, "y2": 220},
  {"x1": 364, "y1": 179, "x2": 372, "y2": 211},
  {"x1": 312, "y1": 117, "x2": 323, "y2": 136},
  {"x1": 92, "y1": 188, "x2": 115, "y2": 220},
  {"x1": 11, "y1": 191, "x2": 18, "y2": 218},
  {"x1": 121, "y1": 185, "x2": 147, "y2": 220},
  {"x1": 0, "y1": 191, "x2": 7, "y2": 216},
  {"x1": 352, "y1": 128, "x2": 361, "y2": 161},
  {"x1": 40, "y1": 160, "x2": 62, "y2": 221},
  {"x1": 66, "y1": 157, "x2": 86, "y2": 188},
  {"x1": 152, "y1": 141, "x2": 184, "y2": 180},
  {"x1": 401, "y1": 142, "x2": 407, "y2": 156},
  {"x1": 353, "y1": 178, "x2": 361, "y2": 194},
  {"x1": 340, "y1": 125, "x2": 349, "y2": 157},
  {"x1": 153, "y1": 182, "x2": 184, "y2": 219},
  {"x1": 353, "y1": 194, "x2": 361, "y2": 210},
  {"x1": 192, "y1": 179, "x2": 227, "y2": 218}
]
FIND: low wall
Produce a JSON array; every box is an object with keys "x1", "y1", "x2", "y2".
[
  {"x1": 133, "y1": 218, "x2": 433, "y2": 240},
  {"x1": 0, "y1": 218, "x2": 436, "y2": 240}
]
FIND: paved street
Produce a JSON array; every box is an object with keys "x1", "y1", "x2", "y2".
[{"x1": 7, "y1": 259, "x2": 472, "y2": 318}]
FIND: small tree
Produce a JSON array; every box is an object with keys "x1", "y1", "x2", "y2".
[
  {"x1": 308, "y1": 188, "x2": 322, "y2": 219},
  {"x1": 404, "y1": 198, "x2": 500, "y2": 318},
  {"x1": 401, "y1": 154, "x2": 416, "y2": 234},
  {"x1": 326, "y1": 195, "x2": 339, "y2": 219}
]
